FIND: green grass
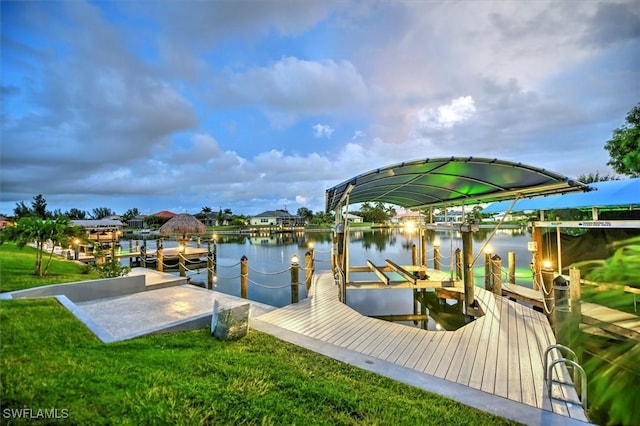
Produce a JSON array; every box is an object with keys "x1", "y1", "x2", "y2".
[
  {"x1": 0, "y1": 298, "x2": 519, "y2": 425},
  {"x1": 0, "y1": 243, "x2": 101, "y2": 293},
  {"x1": 0, "y1": 241, "x2": 518, "y2": 425}
]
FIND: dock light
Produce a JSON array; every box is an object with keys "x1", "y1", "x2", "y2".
[
  {"x1": 179, "y1": 243, "x2": 186, "y2": 253},
  {"x1": 291, "y1": 254, "x2": 299, "y2": 265},
  {"x1": 308, "y1": 242, "x2": 314, "y2": 249},
  {"x1": 483, "y1": 244, "x2": 493, "y2": 254},
  {"x1": 542, "y1": 259, "x2": 552, "y2": 269},
  {"x1": 433, "y1": 237, "x2": 441, "y2": 247}
]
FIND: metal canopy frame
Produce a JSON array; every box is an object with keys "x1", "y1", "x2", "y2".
[{"x1": 325, "y1": 157, "x2": 590, "y2": 212}]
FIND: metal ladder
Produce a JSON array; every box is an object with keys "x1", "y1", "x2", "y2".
[{"x1": 543, "y1": 344, "x2": 588, "y2": 410}]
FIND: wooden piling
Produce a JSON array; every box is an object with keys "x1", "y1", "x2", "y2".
[
  {"x1": 433, "y1": 245, "x2": 441, "y2": 270},
  {"x1": 421, "y1": 289, "x2": 428, "y2": 330},
  {"x1": 291, "y1": 260, "x2": 299, "y2": 304},
  {"x1": 240, "y1": 256, "x2": 248, "y2": 299},
  {"x1": 305, "y1": 251, "x2": 313, "y2": 292},
  {"x1": 420, "y1": 232, "x2": 427, "y2": 269},
  {"x1": 157, "y1": 244, "x2": 164, "y2": 272},
  {"x1": 207, "y1": 251, "x2": 214, "y2": 290},
  {"x1": 532, "y1": 227, "x2": 543, "y2": 291},
  {"x1": 508, "y1": 251, "x2": 516, "y2": 284},
  {"x1": 455, "y1": 248, "x2": 462, "y2": 280},
  {"x1": 178, "y1": 251, "x2": 185, "y2": 277},
  {"x1": 462, "y1": 230, "x2": 474, "y2": 315},
  {"x1": 484, "y1": 252, "x2": 491, "y2": 290},
  {"x1": 411, "y1": 244, "x2": 417, "y2": 267},
  {"x1": 541, "y1": 268, "x2": 555, "y2": 326},
  {"x1": 491, "y1": 255, "x2": 502, "y2": 295},
  {"x1": 140, "y1": 245, "x2": 146, "y2": 268}
]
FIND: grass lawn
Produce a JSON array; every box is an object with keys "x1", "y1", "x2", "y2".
[
  {"x1": 0, "y1": 241, "x2": 518, "y2": 425},
  {"x1": 0, "y1": 299, "x2": 519, "y2": 425},
  {"x1": 0, "y1": 243, "x2": 101, "y2": 293}
]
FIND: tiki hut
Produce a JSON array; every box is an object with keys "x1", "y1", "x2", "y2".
[{"x1": 158, "y1": 213, "x2": 207, "y2": 244}]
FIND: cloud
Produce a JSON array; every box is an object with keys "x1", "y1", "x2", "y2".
[
  {"x1": 213, "y1": 57, "x2": 367, "y2": 120},
  {"x1": 415, "y1": 96, "x2": 476, "y2": 131},
  {"x1": 313, "y1": 123, "x2": 335, "y2": 138}
]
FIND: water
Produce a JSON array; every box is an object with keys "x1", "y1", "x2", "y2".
[{"x1": 124, "y1": 227, "x2": 533, "y2": 322}]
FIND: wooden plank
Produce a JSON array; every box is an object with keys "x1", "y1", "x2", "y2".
[
  {"x1": 445, "y1": 316, "x2": 478, "y2": 383},
  {"x1": 507, "y1": 300, "x2": 522, "y2": 403},
  {"x1": 346, "y1": 319, "x2": 394, "y2": 352},
  {"x1": 395, "y1": 329, "x2": 432, "y2": 366},
  {"x1": 349, "y1": 320, "x2": 395, "y2": 353},
  {"x1": 384, "y1": 259, "x2": 417, "y2": 284},
  {"x1": 369, "y1": 325, "x2": 408, "y2": 359},
  {"x1": 480, "y1": 295, "x2": 501, "y2": 395},
  {"x1": 515, "y1": 302, "x2": 537, "y2": 407},
  {"x1": 457, "y1": 314, "x2": 488, "y2": 386},
  {"x1": 428, "y1": 330, "x2": 463, "y2": 378},
  {"x1": 367, "y1": 259, "x2": 391, "y2": 285},
  {"x1": 581, "y1": 302, "x2": 640, "y2": 341},
  {"x1": 493, "y1": 296, "x2": 510, "y2": 399},
  {"x1": 502, "y1": 282, "x2": 544, "y2": 308},
  {"x1": 408, "y1": 331, "x2": 446, "y2": 371},
  {"x1": 380, "y1": 327, "x2": 421, "y2": 362}
]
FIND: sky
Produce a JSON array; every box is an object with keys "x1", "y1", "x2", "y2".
[{"x1": 1, "y1": 1, "x2": 639, "y2": 217}]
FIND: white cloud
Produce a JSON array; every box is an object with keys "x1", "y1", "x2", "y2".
[
  {"x1": 313, "y1": 123, "x2": 334, "y2": 138},
  {"x1": 416, "y1": 96, "x2": 477, "y2": 130}
]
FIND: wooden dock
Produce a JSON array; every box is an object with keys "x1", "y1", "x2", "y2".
[
  {"x1": 254, "y1": 272, "x2": 588, "y2": 422},
  {"x1": 581, "y1": 302, "x2": 640, "y2": 342}
]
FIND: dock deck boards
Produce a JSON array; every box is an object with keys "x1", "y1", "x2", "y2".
[{"x1": 255, "y1": 272, "x2": 588, "y2": 422}]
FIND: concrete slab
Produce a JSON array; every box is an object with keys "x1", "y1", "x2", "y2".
[{"x1": 74, "y1": 284, "x2": 276, "y2": 342}]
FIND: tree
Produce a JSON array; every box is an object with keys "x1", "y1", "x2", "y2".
[
  {"x1": 0, "y1": 216, "x2": 84, "y2": 276},
  {"x1": 31, "y1": 194, "x2": 48, "y2": 219},
  {"x1": 121, "y1": 208, "x2": 140, "y2": 221},
  {"x1": 604, "y1": 103, "x2": 640, "y2": 177},
  {"x1": 66, "y1": 208, "x2": 88, "y2": 220},
  {"x1": 201, "y1": 206, "x2": 212, "y2": 214},
  {"x1": 13, "y1": 201, "x2": 31, "y2": 219},
  {"x1": 297, "y1": 207, "x2": 313, "y2": 222},
  {"x1": 576, "y1": 171, "x2": 619, "y2": 183},
  {"x1": 92, "y1": 207, "x2": 114, "y2": 219}
]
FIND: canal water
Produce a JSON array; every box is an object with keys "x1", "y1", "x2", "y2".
[{"x1": 133, "y1": 226, "x2": 534, "y2": 330}]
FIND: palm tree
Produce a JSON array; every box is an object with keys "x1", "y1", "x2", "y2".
[{"x1": 0, "y1": 216, "x2": 84, "y2": 276}]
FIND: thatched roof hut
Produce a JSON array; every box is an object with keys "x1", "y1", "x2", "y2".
[{"x1": 158, "y1": 213, "x2": 206, "y2": 240}]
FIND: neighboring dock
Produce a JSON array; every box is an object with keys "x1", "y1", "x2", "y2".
[{"x1": 253, "y1": 271, "x2": 589, "y2": 424}]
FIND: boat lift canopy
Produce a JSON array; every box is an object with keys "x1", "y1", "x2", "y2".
[{"x1": 326, "y1": 157, "x2": 589, "y2": 212}]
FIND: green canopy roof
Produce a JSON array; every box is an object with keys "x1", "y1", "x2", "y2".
[{"x1": 325, "y1": 157, "x2": 589, "y2": 212}]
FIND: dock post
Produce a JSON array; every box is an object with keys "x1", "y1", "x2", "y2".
[
  {"x1": 420, "y1": 231, "x2": 426, "y2": 269},
  {"x1": 491, "y1": 255, "x2": 502, "y2": 295},
  {"x1": 207, "y1": 251, "x2": 214, "y2": 290},
  {"x1": 484, "y1": 252, "x2": 491, "y2": 290},
  {"x1": 461, "y1": 228, "x2": 475, "y2": 319},
  {"x1": 508, "y1": 252, "x2": 516, "y2": 284},
  {"x1": 140, "y1": 245, "x2": 146, "y2": 268},
  {"x1": 157, "y1": 243, "x2": 164, "y2": 272},
  {"x1": 128, "y1": 239, "x2": 133, "y2": 266},
  {"x1": 179, "y1": 251, "x2": 186, "y2": 277},
  {"x1": 455, "y1": 248, "x2": 462, "y2": 280},
  {"x1": 413, "y1": 290, "x2": 419, "y2": 325},
  {"x1": 541, "y1": 268, "x2": 555, "y2": 326},
  {"x1": 240, "y1": 256, "x2": 248, "y2": 299},
  {"x1": 213, "y1": 239, "x2": 217, "y2": 275},
  {"x1": 412, "y1": 244, "x2": 417, "y2": 267},
  {"x1": 291, "y1": 256, "x2": 299, "y2": 304},
  {"x1": 553, "y1": 275, "x2": 570, "y2": 343},
  {"x1": 532, "y1": 227, "x2": 542, "y2": 291},
  {"x1": 305, "y1": 251, "x2": 313, "y2": 293},
  {"x1": 421, "y1": 289, "x2": 428, "y2": 329},
  {"x1": 433, "y1": 244, "x2": 440, "y2": 270}
]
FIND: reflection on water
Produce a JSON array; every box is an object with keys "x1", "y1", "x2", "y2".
[{"x1": 147, "y1": 228, "x2": 533, "y2": 317}]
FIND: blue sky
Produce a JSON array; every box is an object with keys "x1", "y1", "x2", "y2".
[{"x1": 1, "y1": 1, "x2": 639, "y2": 217}]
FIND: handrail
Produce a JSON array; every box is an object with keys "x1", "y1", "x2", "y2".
[
  {"x1": 547, "y1": 358, "x2": 587, "y2": 411},
  {"x1": 544, "y1": 344, "x2": 587, "y2": 411}
]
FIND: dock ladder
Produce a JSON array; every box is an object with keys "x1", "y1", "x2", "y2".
[{"x1": 543, "y1": 344, "x2": 588, "y2": 412}]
